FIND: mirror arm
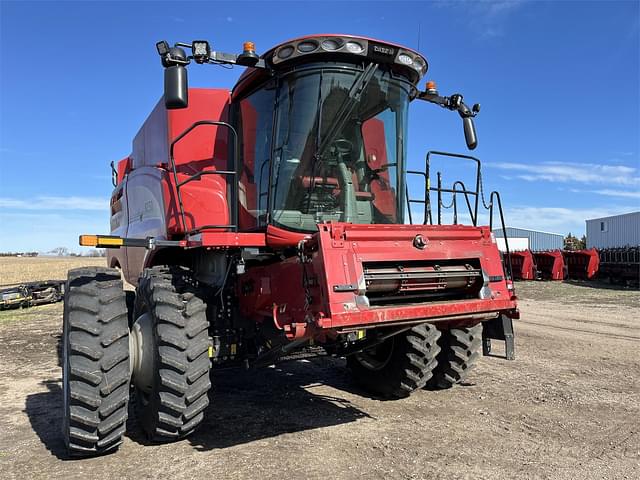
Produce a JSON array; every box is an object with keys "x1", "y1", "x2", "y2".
[
  {"x1": 417, "y1": 91, "x2": 478, "y2": 119},
  {"x1": 417, "y1": 90, "x2": 480, "y2": 150}
]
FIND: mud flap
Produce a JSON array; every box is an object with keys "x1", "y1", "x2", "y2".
[{"x1": 482, "y1": 314, "x2": 515, "y2": 360}]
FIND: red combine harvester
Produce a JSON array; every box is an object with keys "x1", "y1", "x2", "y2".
[
  {"x1": 563, "y1": 248, "x2": 599, "y2": 280},
  {"x1": 62, "y1": 35, "x2": 518, "y2": 456},
  {"x1": 533, "y1": 250, "x2": 566, "y2": 280},
  {"x1": 507, "y1": 250, "x2": 536, "y2": 280}
]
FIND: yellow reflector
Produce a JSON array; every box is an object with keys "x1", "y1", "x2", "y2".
[
  {"x1": 230, "y1": 343, "x2": 237, "y2": 355},
  {"x1": 357, "y1": 330, "x2": 366, "y2": 340},
  {"x1": 79, "y1": 235, "x2": 98, "y2": 246},
  {"x1": 79, "y1": 235, "x2": 124, "y2": 247},
  {"x1": 97, "y1": 237, "x2": 124, "y2": 247},
  {"x1": 208, "y1": 346, "x2": 214, "y2": 358}
]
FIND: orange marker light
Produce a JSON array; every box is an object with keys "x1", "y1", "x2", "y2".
[
  {"x1": 426, "y1": 80, "x2": 437, "y2": 91},
  {"x1": 79, "y1": 235, "x2": 98, "y2": 247},
  {"x1": 243, "y1": 41, "x2": 255, "y2": 52}
]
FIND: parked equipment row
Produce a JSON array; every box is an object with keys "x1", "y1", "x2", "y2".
[
  {"x1": 506, "y1": 247, "x2": 638, "y2": 286},
  {"x1": 507, "y1": 249, "x2": 598, "y2": 282}
]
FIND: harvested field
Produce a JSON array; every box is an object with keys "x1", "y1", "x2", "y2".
[
  {"x1": 0, "y1": 257, "x2": 105, "y2": 285},
  {"x1": 0, "y1": 258, "x2": 638, "y2": 479}
]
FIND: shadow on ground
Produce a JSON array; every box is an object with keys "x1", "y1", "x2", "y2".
[
  {"x1": 25, "y1": 358, "x2": 374, "y2": 457},
  {"x1": 24, "y1": 379, "x2": 68, "y2": 460},
  {"x1": 189, "y1": 359, "x2": 373, "y2": 451}
]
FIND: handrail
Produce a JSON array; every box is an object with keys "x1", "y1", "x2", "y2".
[
  {"x1": 169, "y1": 120, "x2": 239, "y2": 234},
  {"x1": 451, "y1": 181, "x2": 474, "y2": 225},
  {"x1": 426, "y1": 151, "x2": 481, "y2": 225},
  {"x1": 488, "y1": 190, "x2": 513, "y2": 281},
  {"x1": 406, "y1": 149, "x2": 514, "y2": 284},
  {"x1": 406, "y1": 150, "x2": 481, "y2": 226}
]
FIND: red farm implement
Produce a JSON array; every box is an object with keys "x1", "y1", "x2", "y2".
[
  {"x1": 563, "y1": 248, "x2": 599, "y2": 280},
  {"x1": 506, "y1": 250, "x2": 536, "y2": 280},
  {"x1": 533, "y1": 250, "x2": 566, "y2": 280},
  {"x1": 61, "y1": 35, "x2": 518, "y2": 457}
]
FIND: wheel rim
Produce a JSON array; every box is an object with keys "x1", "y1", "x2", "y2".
[
  {"x1": 130, "y1": 312, "x2": 155, "y2": 396},
  {"x1": 355, "y1": 338, "x2": 395, "y2": 371}
]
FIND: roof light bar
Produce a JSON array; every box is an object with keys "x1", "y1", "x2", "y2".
[{"x1": 270, "y1": 35, "x2": 427, "y2": 79}]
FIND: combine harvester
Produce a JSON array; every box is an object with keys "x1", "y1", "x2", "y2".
[{"x1": 62, "y1": 34, "x2": 518, "y2": 456}]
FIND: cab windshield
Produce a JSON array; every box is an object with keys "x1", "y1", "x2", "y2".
[{"x1": 270, "y1": 64, "x2": 411, "y2": 232}]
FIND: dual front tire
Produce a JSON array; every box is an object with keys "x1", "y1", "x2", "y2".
[
  {"x1": 62, "y1": 266, "x2": 211, "y2": 457},
  {"x1": 347, "y1": 324, "x2": 483, "y2": 398},
  {"x1": 62, "y1": 268, "x2": 130, "y2": 456}
]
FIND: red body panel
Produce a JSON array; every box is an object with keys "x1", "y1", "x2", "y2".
[
  {"x1": 533, "y1": 250, "x2": 565, "y2": 280},
  {"x1": 507, "y1": 250, "x2": 536, "y2": 280},
  {"x1": 563, "y1": 249, "x2": 599, "y2": 280},
  {"x1": 129, "y1": 88, "x2": 232, "y2": 235}
]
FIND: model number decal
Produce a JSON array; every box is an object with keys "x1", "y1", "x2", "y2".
[{"x1": 373, "y1": 45, "x2": 394, "y2": 56}]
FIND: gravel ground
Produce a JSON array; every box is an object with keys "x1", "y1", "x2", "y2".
[{"x1": 0, "y1": 258, "x2": 638, "y2": 479}]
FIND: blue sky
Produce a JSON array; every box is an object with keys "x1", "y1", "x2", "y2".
[{"x1": 0, "y1": 0, "x2": 638, "y2": 252}]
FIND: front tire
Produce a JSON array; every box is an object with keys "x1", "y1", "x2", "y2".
[
  {"x1": 347, "y1": 324, "x2": 441, "y2": 398},
  {"x1": 429, "y1": 324, "x2": 482, "y2": 389},
  {"x1": 132, "y1": 266, "x2": 211, "y2": 442},
  {"x1": 62, "y1": 267, "x2": 130, "y2": 456}
]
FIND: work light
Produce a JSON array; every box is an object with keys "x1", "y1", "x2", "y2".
[
  {"x1": 192, "y1": 40, "x2": 211, "y2": 63},
  {"x1": 156, "y1": 40, "x2": 170, "y2": 56}
]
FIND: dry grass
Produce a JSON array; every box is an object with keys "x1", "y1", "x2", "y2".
[{"x1": 0, "y1": 257, "x2": 106, "y2": 286}]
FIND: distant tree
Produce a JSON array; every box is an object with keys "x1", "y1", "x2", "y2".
[
  {"x1": 564, "y1": 233, "x2": 579, "y2": 251},
  {"x1": 579, "y1": 235, "x2": 587, "y2": 250},
  {"x1": 51, "y1": 247, "x2": 69, "y2": 256}
]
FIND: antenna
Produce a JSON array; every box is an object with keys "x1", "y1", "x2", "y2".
[{"x1": 417, "y1": 22, "x2": 421, "y2": 51}]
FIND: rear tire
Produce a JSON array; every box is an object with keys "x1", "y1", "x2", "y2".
[
  {"x1": 132, "y1": 266, "x2": 211, "y2": 442},
  {"x1": 429, "y1": 324, "x2": 482, "y2": 389},
  {"x1": 347, "y1": 324, "x2": 441, "y2": 398},
  {"x1": 62, "y1": 267, "x2": 130, "y2": 456}
]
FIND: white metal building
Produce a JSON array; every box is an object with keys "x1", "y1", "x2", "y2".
[
  {"x1": 586, "y1": 211, "x2": 640, "y2": 248},
  {"x1": 492, "y1": 227, "x2": 564, "y2": 252}
]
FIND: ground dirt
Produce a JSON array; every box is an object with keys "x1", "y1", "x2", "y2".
[{"x1": 0, "y1": 258, "x2": 638, "y2": 479}]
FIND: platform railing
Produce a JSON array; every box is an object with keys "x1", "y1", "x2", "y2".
[
  {"x1": 168, "y1": 120, "x2": 239, "y2": 234},
  {"x1": 406, "y1": 150, "x2": 513, "y2": 281}
]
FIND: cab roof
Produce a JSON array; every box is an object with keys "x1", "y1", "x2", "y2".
[{"x1": 233, "y1": 33, "x2": 428, "y2": 99}]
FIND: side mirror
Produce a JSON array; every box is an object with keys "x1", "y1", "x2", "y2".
[
  {"x1": 164, "y1": 65, "x2": 188, "y2": 109},
  {"x1": 463, "y1": 116, "x2": 477, "y2": 150}
]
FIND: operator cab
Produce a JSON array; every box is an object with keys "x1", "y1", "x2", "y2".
[{"x1": 231, "y1": 35, "x2": 426, "y2": 232}]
